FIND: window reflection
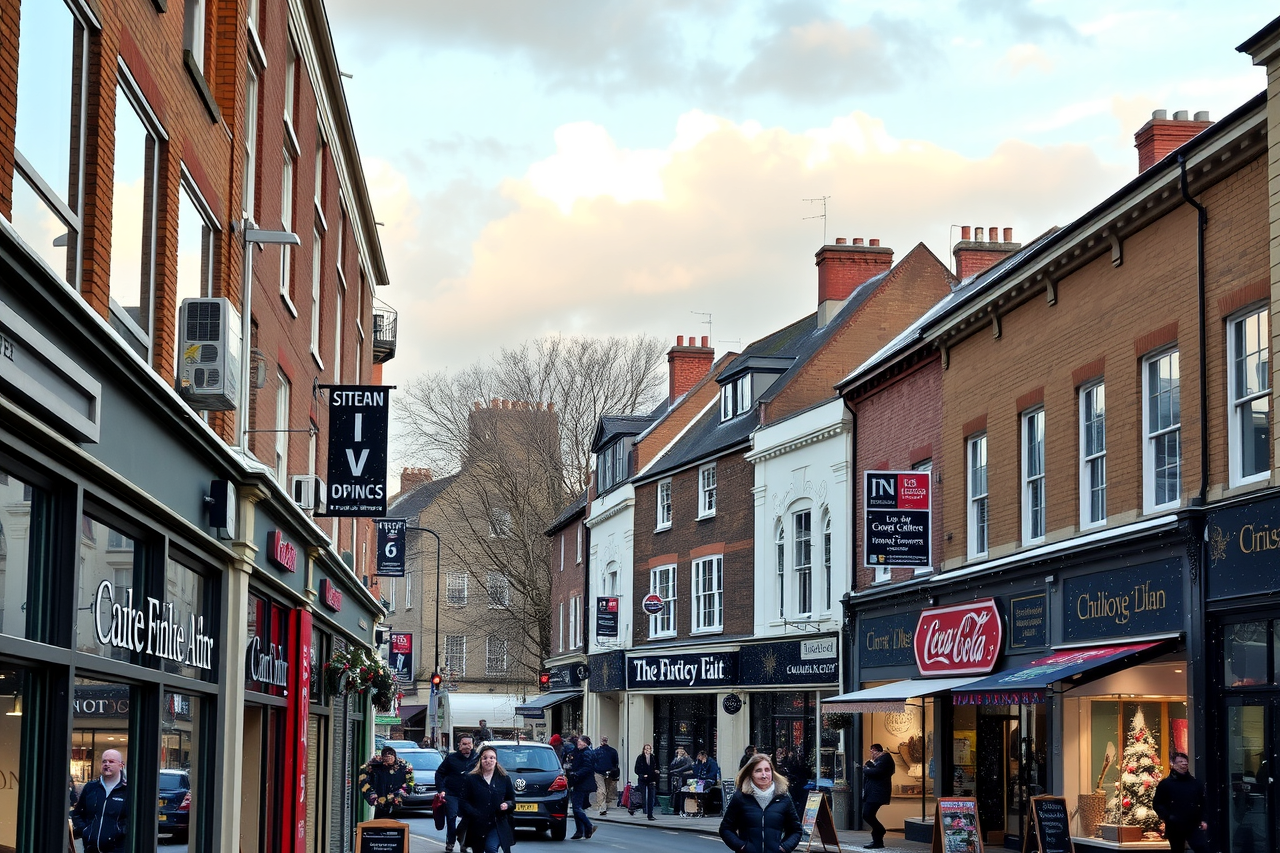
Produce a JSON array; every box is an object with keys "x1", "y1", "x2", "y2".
[
  {"x1": 71, "y1": 677, "x2": 133, "y2": 848},
  {"x1": 78, "y1": 516, "x2": 140, "y2": 662},
  {"x1": 160, "y1": 691, "x2": 201, "y2": 847},
  {"x1": 0, "y1": 467, "x2": 38, "y2": 639},
  {"x1": 0, "y1": 664, "x2": 27, "y2": 853}
]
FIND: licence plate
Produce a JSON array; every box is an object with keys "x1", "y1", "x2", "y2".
[
  {"x1": 515, "y1": 803, "x2": 538, "y2": 813},
  {"x1": 159, "y1": 815, "x2": 168, "y2": 822}
]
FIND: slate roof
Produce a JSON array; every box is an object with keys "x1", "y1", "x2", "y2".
[
  {"x1": 546, "y1": 488, "x2": 589, "y2": 535},
  {"x1": 385, "y1": 473, "x2": 458, "y2": 519},
  {"x1": 591, "y1": 414, "x2": 660, "y2": 453}
]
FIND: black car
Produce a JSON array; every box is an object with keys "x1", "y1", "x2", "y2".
[
  {"x1": 488, "y1": 741, "x2": 569, "y2": 841},
  {"x1": 399, "y1": 748, "x2": 444, "y2": 811},
  {"x1": 157, "y1": 769, "x2": 191, "y2": 840}
]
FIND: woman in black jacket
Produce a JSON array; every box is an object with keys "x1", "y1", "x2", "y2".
[
  {"x1": 460, "y1": 745, "x2": 517, "y2": 853},
  {"x1": 719, "y1": 754, "x2": 802, "y2": 853},
  {"x1": 632, "y1": 743, "x2": 660, "y2": 819}
]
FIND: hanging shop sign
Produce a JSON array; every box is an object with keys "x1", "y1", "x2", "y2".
[
  {"x1": 1206, "y1": 495, "x2": 1280, "y2": 599},
  {"x1": 626, "y1": 650, "x2": 738, "y2": 689},
  {"x1": 320, "y1": 579, "x2": 343, "y2": 612},
  {"x1": 390, "y1": 632, "x2": 414, "y2": 684},
  {"x1": 376, "y1": 518, "x2": 407, "y2": 576},
  {"x1": 1062, "y1": 559, "x2": 1182, "y2": 643},
  {"x1": 92, "y1": 580, "x2": 216, "y2": 670},
  {"x1": 863, "y1": 470, "x2": 931, "y2": 570},
  {"x1": 914, "y1": 598, "x2": 1003, "y2": 676},
  {"x1": 267, "y1": 529, "x2": 299, "y2": 573},
  {"x1": 860, "y1": 612, "x2": 917, "y2": 668},
  {"x1": 1008, "y1": 593, "x2": 1048, "y2": 650},
  {"x1": 641, "y1": 593, "x2": 665, "y2": 614},
  {"x1": 738, "y1": 637, "x2": 839, "y2": 686},
  {"x1": 323, "y1": 384, "x2": 391, "y2": 516},
  {"x1": 596, "y1": 597, "x2": 619, "y2": 638}
]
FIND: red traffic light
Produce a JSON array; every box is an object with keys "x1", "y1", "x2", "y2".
[
  {"x1": 538, "y1": 671, "x2": 551, "y2": 691},
  {"x1": 430, "y1": 672, "x2": 443, "y2": 688}
]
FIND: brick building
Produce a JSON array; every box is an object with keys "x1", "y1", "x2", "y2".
[{"x1": 0, "y1": 0, "x2": 396, "y2": 851}]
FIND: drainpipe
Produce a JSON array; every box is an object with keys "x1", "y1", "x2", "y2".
[{"x1": 1177, "y1": 154, "x2": 1208, "y2": 507}]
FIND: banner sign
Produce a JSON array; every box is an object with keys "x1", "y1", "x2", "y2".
[
  {"x1": 376, "y1": 519, "x2": 407, "y2": 577},
  {"x1": 864, "y1": 470, "x2": 932, "y2": 570},
  {"x1": 323, "y1": 384, "x2": 390, "y2": 516},
  {"x1": 1207, "y1": 495, "x2": 1280, "y2": 599},
  {"x1": 596, "y1": 597, "x2": 619, "y2": 638},
  {"x1": 1062, "y1": 559, "x2": 1182, "y2": 642},
  {"x1": 389, "y1": 632, "x2": 414, "y2": 684},
  {"x1": 914, "y1": 598, "x2": 1003, "y2": 675}
]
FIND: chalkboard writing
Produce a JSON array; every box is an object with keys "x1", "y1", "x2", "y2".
[
  {"x1": 1026, "y1": 796, "x2": 1073, "y2": 853},
  {"x1": 356, "y1": 819, "x2": 410, "y2": 853},
  {"x1": 722, "y1": 779, "x2": 737, "y2": 808},
  {"x1": 932, "y1": 798, "x2": 984, "y2": 853}
]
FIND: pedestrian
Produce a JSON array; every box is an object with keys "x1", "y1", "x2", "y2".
[
  {"x1": 1153, "y1": 752, "x2": 1209, "y2": 853},
  {"x1": 460, "y1": 744, "x2": 517, "y2": 853},
  {"x1": 568, "y1": 735, "x2": 598, "y2": 839},
  {"x1": 593, "y1": 735, "x2": 620, "y2": 815},
  {"x1": 69, "y1": 749, "x2": 128, "y2": 853},
  {"x1": 739, "y1": 745, "x2": 756, "y2": 771},
  {"x1": 694, "y1": 750, "x2": 721, "y2": 783},
  {"x1": 669, "y1": 746, "x2": 694, "y2": 792},
  {"x1": 633, "y1": 743, "x2": 660, "y2": 820},
  {"x1": 437, "y1": 735, "x2": 479, "y2": 853},
  {"x1": 476, "y1": 719, "x2": 494, "y2": 744},
  {"x1": 359, "y1": 746, "x2": 415, "y2": 820},
  {"x1": 861, "y1": 743, "x2": 895, "y2": 849},
  {"x1": 718, "y1": 753, "x2": 802, "y2": 853}
]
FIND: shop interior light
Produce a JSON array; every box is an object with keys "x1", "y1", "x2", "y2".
[{"x1": 5, "y1": 695, "x2": 21, "y2": 716}]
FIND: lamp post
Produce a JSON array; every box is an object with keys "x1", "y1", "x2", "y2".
[
  {"x1": 236, "y1": 219, "x2": 300, "y2": 450},
  {"x1": 407, "y1": 525, "x2": 441, "y2": 744}
]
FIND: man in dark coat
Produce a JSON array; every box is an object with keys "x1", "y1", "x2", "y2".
[
  {"x1": 593, "y1": 735, "x2": 621, "y2": 815},
  {"x1": 437, "y1": 735, "x2": 478, "y2": 852},
  {"x1": 568, "y1": 736, "x2": 598, "y2": 839},
  {"x1": 359, "y1": 746, "x2": 415, "y2": 820},
  {"x1": 861, "y1": 743, "x2": 895, "y2": 849},
  {"x1": 1153, "y1": 752, "x2": 1209, "y2": 853},
  {"x1": 70, "y1": 749, "x2": 128, "y2": 853}
]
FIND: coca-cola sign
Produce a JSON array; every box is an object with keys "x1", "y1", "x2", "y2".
[{"x1": 914, "y1": 599, "x2": 1003, "y2": 675}]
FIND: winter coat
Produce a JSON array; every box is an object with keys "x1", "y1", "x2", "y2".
[
  {"x1": 695, "y1": 758, "x2": 722, "y2": 783},
  {"x1": 861, "y1": 752, "x2": 895, "y2": 807},
  {"x1": 593, "y1": 743, "x2": 621, "y2": 778},
  {"x1": 70, "y1": 777, "x2": 129, "y2": 853},
  {"x1": 719, "y1": 789, "x2": 802, "y2": 853},
  {"x1": 439, "y1": 749, "x2": 479, "y2": 797},
  {"x1": 569, "y1": 748, "x2": 598, "y2": 793},
  {"x1": 359, "y1": 758, "x2": 415, "y2": 809},
  {"x1": 460, "y1": 772, "x2": 517, "y2": 853},
  {"x1": 635, "y1": 753, "x2": 660, "y2": 788},
  {"x1": 1153, "y1": 771, "x2": 1206, "y2": 833}
]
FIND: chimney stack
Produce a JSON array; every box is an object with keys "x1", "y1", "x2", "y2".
[
  {"x1": 667, "y1": 334, "x2": 715, "y2": 404},
  {"x1": 953, "y1": 226, "x2": 1021, "y2": 279},
  {"x1": 1134, "y1": 109, "x2": 1212, "y2": 173},
  {"x1": 815, "y1": 237, "x2": 893, "y2": 325},
  {"x1": 399, "y1": 466, "x2": 434, "y2": 494}
]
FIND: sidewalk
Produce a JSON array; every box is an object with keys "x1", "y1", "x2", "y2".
[{"x1": 590, "y1": 807, "x2": 933, "y2": 853}]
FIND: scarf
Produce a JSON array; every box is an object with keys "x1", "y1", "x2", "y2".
[{"x1": 751, "y1": 782, "x2": 776, "y2": 811}]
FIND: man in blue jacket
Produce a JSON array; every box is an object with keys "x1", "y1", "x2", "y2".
[
  {"x1": 70, "y1": 749, "x2": 128, "y2": 853},
  {"x1": 568, "y1": 736, "x2": 598, "y2": 839},
  {"x1": 593, "y1": 735, "x2": 620, "y2": 815},
  {"x1": 436, "y1": 735, "x2": 478, "y2": 852}
]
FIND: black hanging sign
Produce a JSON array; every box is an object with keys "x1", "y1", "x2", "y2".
[
  {"x1": 323, "y1": 385, "x2": 391, "y2": 516},
  {"x1": 596, "y1": 597, "x2": 619, "y2": 638},
  {"x1": 376, "y1": 519, "x2": 407, "y2": 576}
]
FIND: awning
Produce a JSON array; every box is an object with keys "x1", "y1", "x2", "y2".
[
  {"x1": 952, "y1": 641, "x2": 1170, "y2": 706},
  {"x1": 399, "y1": 704, "x2": 428, "y2": 722},
  {"x1": 515, "y1": 691, "x2": 580, "y2": 719},
  {"x1": 824, "y1": 676, "x2": 988, "y2": 713}
]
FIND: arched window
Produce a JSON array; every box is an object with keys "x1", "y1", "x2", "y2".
[{"x1": 775, "y1": 522, "x2": 785, "y2": 619}]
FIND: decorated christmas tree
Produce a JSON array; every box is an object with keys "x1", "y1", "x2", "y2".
[{"x1": 1105, "y1": 709, "x2": 1163, "y2": 832}]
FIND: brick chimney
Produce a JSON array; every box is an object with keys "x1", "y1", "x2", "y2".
[
  {"x1": 399, "y1": 466, "x2": 433, "y2": 494},
  {"x1": 815, "y1": 237, "x2": 893, "y2": 325},
  {"x1": 667, "y1": 335, "x2": 714, "y2": 404},
  {"x1": 1134, "y1": 109, "x2": 1212, "y2": 173},
  {"x1": 952, "y1": 226, "x2": 1021, "y2": 280}
]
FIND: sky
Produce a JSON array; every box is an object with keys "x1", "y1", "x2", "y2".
[{"x1": 326, "y1": 0, "x2": 1276, "y2": 421}]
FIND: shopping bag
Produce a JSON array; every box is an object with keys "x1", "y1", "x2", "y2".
[
  {"x1": 433, "y1": 792, "x2": 448, "y2": 831},
  {"x1": 620, "y1": 782, "x2": 632, "y2": 809}
]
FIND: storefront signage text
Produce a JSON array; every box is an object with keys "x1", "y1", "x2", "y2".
[
  {"x1": 739, "y1": 637, "x2": 840, "y2": 686},
  {"x1": 1062, "y1": 560, "x2": 1182, "y2": 642},
  {"x1": 324, "y1": 384, "x2": 391, "y2": 516},
  {"x1": 860, "y1": 613, "x2": 916, "y2": 668},
  {"x1": 627, "y1": 651, "x2": 738, "y2": 689},
  {"x1": 1009, "y1": 593, "x2": 1047, "y2": 649},
  {"x1": 914, "y1": 599, "x2": 1002, "y2": 675},
  {"x1": 1206, "y1": 496, "x2": 1280, "y2": 599},
  {"x1": 863, "y1": 471, "x2": 932, "y2": 570},
  {"x1": 93, "y1": 580, "x2": 215, "y2": 670},
  {"x1": 320, "y1": 578, "x2": 343, "y2": 612},
  {"x1": 247, "y1": 635, "x2": 290, "y2": 687},
  {"x1": 268, "y1": 530, "x2": 298, "y2": 573}
]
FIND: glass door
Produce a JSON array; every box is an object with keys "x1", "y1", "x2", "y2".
[{"x1": 1225, "y1": 697, "x2": 1277, "y2": 853}]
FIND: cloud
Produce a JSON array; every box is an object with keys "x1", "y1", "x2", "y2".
[{"x1": 1001, "y1": 43, "x2": 1054, "y2": 76}]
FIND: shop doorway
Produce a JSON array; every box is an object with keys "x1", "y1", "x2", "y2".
[
  {"x1": 655, "y1": 694, "x2": 716, "y2": 793},
  {"x1": 967, "y1": 704, "x2": 1045, "y2": 847},
  {"x1": 1224, "y1": 697, "x2": 1279, "y2": 853}
]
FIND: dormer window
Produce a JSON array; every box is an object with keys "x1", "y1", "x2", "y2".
[
  {"x1": 597, "y1": 439, "x2": 629, "y2": 492},
  {"x1": 719, "y1": 373, "x2": 753, "y2": 421}
]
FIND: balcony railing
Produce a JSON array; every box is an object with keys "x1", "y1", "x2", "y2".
[{"x1": 372, "y1": 302, "x2": 398, "y2": 364}]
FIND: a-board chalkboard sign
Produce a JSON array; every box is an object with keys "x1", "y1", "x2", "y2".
[
  {"x1": 356, "y1": 819, "x2": 410, "y2": 853},
  {"x1": 799, "y1": 791, "x2": 841, "y2": 852},
  {"x1": 722, "y1": 779, "x2": 737, "y2": 808},
  {"x1": 931, "y1": 797, "x2": 984, "y2": 853},
  {"x1": 1024, "y1": 796, "x2": 1073, "y2": 853}
]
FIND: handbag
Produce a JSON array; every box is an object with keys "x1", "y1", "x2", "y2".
[
  {"x1": 620, "y1": 782, "x2": 632, "y2": 809},
  {"x1": 433, "y1": 792, "x2": 448, "y2": 831}
]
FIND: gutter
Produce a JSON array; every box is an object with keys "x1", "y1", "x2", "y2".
[{"x1": 1177, "y1": 154, "x2": 1209, "y2": 506}]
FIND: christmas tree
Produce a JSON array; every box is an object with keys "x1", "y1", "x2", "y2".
[{"x1": 1106, "y1": 708, "x2": 1163, "y2": 832}]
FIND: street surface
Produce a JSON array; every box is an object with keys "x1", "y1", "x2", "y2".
[{"x1": 396, "y1": 811, "x2": 727, "y2": 853}]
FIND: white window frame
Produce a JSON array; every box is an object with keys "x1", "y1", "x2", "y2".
[
  {"x1": 387, "y1": 576, "x2": 396, "y2": 612},
  {"x1": 1079, "y1": 382, "x2": 1107, "y2": 528},
  {"x1": 649, "y1": 565, "x2": 676, "y2": 638},
  {"x1": 278, "y1": 150, "x2": 295, "y2": 309},
  {"x1": 967, "y1": 433, "x2": 989, "y2": 559},
  {"x1": 444, "y1": 635, "x2": 466, "y2": 678},
  {"x1": 735, "y1": 375, "x2": 752, "y2": 414},
  {"x1": 1021, "y1": 407, "x2": 1046, "y2": 544},
  {"x1": 569, "y1": 595, "x2": 581, "y2": 648},
  {"x1": 174, "y1": 173, "x2": 217, "y2": 375},
  {"x1": 822, "y1": 513, "x2": 833, "y2": 610},
  {"x1": 691, "y1": 555, "x2": 723, "y2": 633},
  {"x1": 487, "y1": 572, "x2": 510, "y2": 609},
  {"x1": 775, "y1": 522, "x2": 785, "y2": 618},
  {"x1": 485, "y1": 636, "x2": 508, "y2": 676},
  {"x1": 698, "y1": 463, "x2": 717, "y2": 518},
  {"x1": 559, "y1": 533, "x2": 565, "y2": 571},
  {"x1": 446, "y1": 572, "x2": 468, "y2": 607},
  {"x1": 720, "y1": 385, "x2": 733, "y2": 421},
  {"x1": 310, "y1": 228, "x2": 323, "y2": 364},
  {"x1": 274, "y1": 369, "x2": 290, "y2": 483},
  {"x1": 1143, "y1": 349, "x2": 1181, "y2": 513},
  {"x1": 405, "y1": 571, "x2": 412, "y2": 610},
  {"x1": 1228, "y1": 307, "x2": 1270, "y2": 486},
  {"x1": 183, "y1": 0, "x2": 207, "y2": 73},
  {"x1": 333, "y1": 273, "x2": 344, "y2": 382},
  {"x1": 656, "y1": 479, "x2": 672, "y2": 531},
  {"x1": 558, "y1": 601, "x2": 565, "y2": 652},
  {"x1": 576, "y1": 523, "x2": 582, "y2": 563},
  {"x1": 242, "y1": 60, "x2": 259, "y2": 220},
  {"x1": 603, "y1": 561, "x2": 619, "y2": 597},
  {"x1": 793, "y1": 510, "x2": 812, "y2": 617}
]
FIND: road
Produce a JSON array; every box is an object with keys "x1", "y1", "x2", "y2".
[{"x1": 397, "y1": 812, "x2": 725, "y2": 853}]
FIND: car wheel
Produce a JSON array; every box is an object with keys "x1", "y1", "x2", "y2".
[{"x1": 550, "y1": 820, "x2": 568, "y2": 841}]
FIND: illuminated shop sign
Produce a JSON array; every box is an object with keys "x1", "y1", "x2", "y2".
[
  {"x1": 93, "y1": 581, "x2": 215, "y2": 670},
  {"x1": 626, "y1": 650, "x2": 738, "y2": 689},
  {"x1": 739, "y1": 637, "x2": 839, "y2": 686},
  {"x1": 320, "y1": 578, "x2": 343, "y2": 612},
  {"x1": 914, "y1": 598, "x2": 1003, "y2": 675}
]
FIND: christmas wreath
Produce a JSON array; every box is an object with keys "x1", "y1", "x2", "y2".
[{"x1": 324, "y1": 647, "x2": 396, "y2": 702}]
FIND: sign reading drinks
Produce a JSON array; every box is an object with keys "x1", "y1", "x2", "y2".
[
  {"x1": 864, "y1": 471, "x2": 931, "y2": 570},
  {"x1": 915, "y1": 599, "x2": 1002, "y2": 675},
  {"x1": 93, "y1": 581, "x2": 215, "y2": 670}
]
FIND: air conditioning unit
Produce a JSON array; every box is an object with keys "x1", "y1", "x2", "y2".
[
  {"x1": 177, "y1": 297, "x2": 241, "y2": 411},
  {"x1": 291, "y1": 474, "x2": 328, "y2": 514}
]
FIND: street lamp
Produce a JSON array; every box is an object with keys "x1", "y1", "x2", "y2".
[
  {"x1": 406, "y1": 525, "x2": 442, "y2": 744},
  {"x1": 235, "y1": 219, "x2": 300, "y2": 450}
]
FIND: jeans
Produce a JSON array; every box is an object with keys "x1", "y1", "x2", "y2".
[
  {"x1": 572, "y1": 790, "x2": 595, "y2": 835},
  {"x1": 863, "y1": 802, "x2": 885, "y2": 843},
  {"x1": 445, "y1": 793, "x2": 462, "y2": 845},
  {"x1": 483, "y1": 828, "x2": 500, "y2": 853},
  {"x1": 635, "y1": 783, "x2": 656, "y2": 817}
]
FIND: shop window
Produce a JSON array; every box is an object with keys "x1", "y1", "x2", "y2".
[
  {"x1": 245, "y1": 593, "x2": 289, "y2": 698},
  {"x1": 110, "y1": 78, "x2": 161, "y2": 361},
  {"x1": 165, "y1": 557, "x2": 213, "y2": 680},
  {"x1": 1142, "y1": 349, "x2": 1181, "y2": 512},
  {"x1": 1224, "y1": 620, "x2": 1272, "y2": 687},
  {"x1": 0, "y1": 663, "x2": 27, "y2": 851},
  {"x1": 1228, "y1": 307, "x2": 1270, "y2": 485},
  {"x1": 160, "y1": 691, "x2": 204, "y2": 848},
  {"x1": 77, "y1": 515, "x2": 144, "y2": 662},
  {"x1": 0, "y1": 465, "x2": 47, "y2": 640},
  {"x1": 856, "y1": 690, "x2": 937, "y2": 803},
  {"x1": 71, "y1": 676, "x2": 134, "y2": 838}
]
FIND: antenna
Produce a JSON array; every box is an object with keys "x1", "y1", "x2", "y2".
[
  {"x1": 691, "y1": 311, "x2": 712, "y2": 342},
  {"x1": 803, "y1": 196, "x2": 831, "y2": 245}
]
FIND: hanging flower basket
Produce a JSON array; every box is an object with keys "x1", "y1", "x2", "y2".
[{"x1": 324, "y1": 647, "x2": 394, "y2": 701}]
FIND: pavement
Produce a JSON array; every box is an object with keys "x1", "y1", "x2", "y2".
[{"x1": 587, "y1": 807, "x2": 934, "y2": 853}]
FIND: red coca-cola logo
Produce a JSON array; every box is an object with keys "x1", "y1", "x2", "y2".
[{"x1": 914, "y1": 599, "x2": 1003, "y2": 675}]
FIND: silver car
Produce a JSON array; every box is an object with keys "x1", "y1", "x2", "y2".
[{"x1": 399, "y1": 748, "x2": 444, "y2": 811}]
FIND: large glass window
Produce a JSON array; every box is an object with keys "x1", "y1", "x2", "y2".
[
  {"x1": 165, "y1": 557, "x2": 212, "y2": 680},
  {"x1": 1229, "y1": 308, "x2": 1270, "y2": 485},
  {"x1": 110, "y1": 80, "x2": 161, "y2": 360},
  {"x1": 1143, "y1": 350, "x2": 1181, "y2": 512},
  {"x1": 691, "y1": 555, "x2": 723, "y2": 633},
  {"x1": 160, "y1": 691, "x2": 204, "y2": 848},
  {"x1": 174, "y1": 179, "x2": 216, "y2": 373},
  {"x1": 1022, "y1": 408, "x2": 1045, "y2": 544},
  {"x1": 649, "y1": 565, "x2": 675, "y2": 638},
  {"x1": 0, "y1": 663, "x2": 27, "y2": 851},
  {"x1": 71, "y1": 677, "x2": 134, "y2": 839},
  {"x1": 967, "y1": 434, "x2": 989, "y2": 558},
  {"x1": 1080, "y1": 383, "x2": 1106, "y2": 528},
  {"x1": 242, "y1": 61, "x2": 260, "y2": 219},
  {"x1": 77, "y1": 515, "x2": 142, "y2": 662},
  {"x1": 0, "y1": 466, "x2": 44, "y2": 639},
  {"x1": 794, "y1": 510, "x2": 812, "y2": 616}
]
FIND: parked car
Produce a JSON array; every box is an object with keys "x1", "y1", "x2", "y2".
[
  {"x1": 157, "y1": 769, "x2": 191, "y2": 840},
  {"x1": 399, "y1": 748, "x2": 444, "y2": 811},
  {"x1": 487, "y1": 741, "x2": 568, "y2": 840}
]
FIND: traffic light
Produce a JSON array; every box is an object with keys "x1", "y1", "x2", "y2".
[
  {"x1": 430, "y1": 671, "x2": 443, "y2": 693},
  {"x1": 538, "y1": 671, "x2": 551, "y2": 692}
]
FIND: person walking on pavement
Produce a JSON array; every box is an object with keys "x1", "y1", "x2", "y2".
[
  {"x1": 633, "y1": 743, "x2": 660, "y2": 820},
  {"x1": 460, "y1": 744, "x2": 517, "y2": 853},
  {"x1": 861, "y1": 743, "x2": 895, "y2": 849},
  {"x1": 359, "y1": 746, "x2": 415, "y2": 820},
  {"x1": 1153, "y1": 752, "x2": 1209, "y2": 853},
  {"x1": 475, "y1": 719, "x2": 494, "y2": 744},
  {"x1": 593, "y1": 735, "x2": 620, "y2": 815},
  {"x1": 70, "y1": 749, "x2": 129, "y2": 853},
  {"x1": 718, "y1": 753, "x2": 802, "y2": 853},
  {"x1": 568, "y1": 735, "x2": 598, "y2": 839},
  {"x1": 438, "y1": 735, "x2": 478, "y2": 852}
]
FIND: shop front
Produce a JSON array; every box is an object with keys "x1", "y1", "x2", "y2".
[{"x1": 519, "y1": 660, "x2": 588, "y2": 741}]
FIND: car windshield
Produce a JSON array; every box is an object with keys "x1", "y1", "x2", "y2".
[
  {"x1": 492, "y1": 746, "x2": 561, "y2": 773},
  {"x1": 403, "y1": 751, "x2": 443, "y2": 771},
  {"x1": 159, "y1": 773, "x2": 187, "y2": 792}
]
